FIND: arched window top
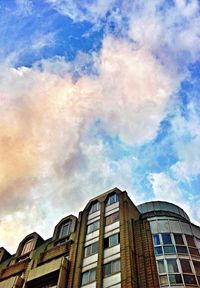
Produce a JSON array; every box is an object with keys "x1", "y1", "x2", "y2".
[
  {"x1": 58, "y1": 220, "x2": 71, "y2": 239},
  {"x1": 21, "y1": 237, "x2": 34, "y2": 255},
  {"x1": 106, "y1": 193, "x2": 119, "y2": 206},
  {"x1": 89, "y1": 201, "x2": 100, "y2": 214}
]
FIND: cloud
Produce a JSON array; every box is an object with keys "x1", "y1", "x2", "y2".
[
  {"x1": 170, "y1": 104, "x2": 200, "y2": 182},
  {"x1": 1, "y1": 0, "x2": 200, "y2": 252}
]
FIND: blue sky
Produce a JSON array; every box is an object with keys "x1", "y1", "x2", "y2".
[{"x1": 0, "y1": 0, "x2": 200, "y2": 252}]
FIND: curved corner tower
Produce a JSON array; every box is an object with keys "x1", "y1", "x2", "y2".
[{"x1": 137, "y1": 201, "x2": 200, "y2": 287}]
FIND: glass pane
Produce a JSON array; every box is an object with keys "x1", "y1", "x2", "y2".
[
  {"x1": 183, "y1": 274, "x2": 197, "y2": 285},
  {"x1": 82, "y1": 271, "x2": 89, "y2": 285},
  {"x1": 154, "y1": 246, "x2": 163, "y2": 255},
  {"x1": 107, "y1": 194, "x2": 119, "y2": 205},
  {"x1": 89, "y1": 268, "x2": 96, "y2": 282},
  {"x1": 21, "y1": 238, "x2": 34, "y2": 255},
  {"x1": 186, "y1": 235, "x2": 196, "y2": 247},
  {"x1": 89, "y1": 202, "x2": 100, "y2": 214},
  {"x1": 162, "y1": 233, "x2": 172, "y2": 244},
  {"x1": 157, "y1": 260, "x2": 166, "y2": 274},
  {"x1": 110, "y1": 234, "x2": 119, "y2": 247},
  {"x1": 174, "y1": 234, "x2": 184, "y2": 245},
  {"x1": 112, "y1": 259, "x2": 120, "y2": 273},
  {"x1": 193, "y1": 261, "x2": 200, "y2": 275},
  {"x1": 176, "y1": 245, "x2": 188, "y2": 254},
  {"x1": 84, "y1": 245, "x2": 90, "y2": 257},
  {"x1": 92, "y1": 242, "x2": 98, "y2": 254},
  {"x1": 159, "y1": 275, "x2": 168, "y2": 285},
  {"x1": 87, "y1": 220, "x2": 99, "y2": 233},
  {"x1": 59, "y1": 222, "x2": 70, "y2": 238},
  {"x1": 163, "y1": 245, "x2": 176, "y2": 254},
  {"x1": 167, "y1": 259, "x2": 179, "y2": 273},
  {"x1": 195, "y1": 238, "x2": 200, "y2": 249},
  {"x1": 105, "y1": 212, "x2": 119, "y2": 226},
  {"x1": 104, "y1": 263, "x2": 111, "y2": 277},
  {"x1": 153, "y1": 234, "x2": 160, "y2": 245},
  {"x1": 189, "y1": 247, "x2": 200, "y2": 256},
  {"x1": 169, "y1": 274, "x2": 183, "y2": 284},
  {"x1": 180, "y1": 259, "x2": 192, "y2": 273}
]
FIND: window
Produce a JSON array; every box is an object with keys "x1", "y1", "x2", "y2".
[
  {"x1": 195, "y1": 238, "x2": 200, "y2": 249},
  {"x1": 87, "y1": 220, "x2": 100, "y2": 234},
  {"x1": 180, "y1": 259, "x2": 192, "y2": 273},
  {"x1": 59, "y1": 221, "x2": 71, "y2": 238},
  {"x1": 167, "y1": 259, "x2": 179, "y2": 273},
  {"x1": 154, "y1": 246, "x2": 163, "y2": 255},
  {"x1": 174, "y1": 234, "x2": 184, "y2": 245},
  {"x1": 159, "y1": 275, "x2": 168, "y2": 285},
  {"x1": 188, "y1": 247, "x2": 200, "y2": 256},
  {"x1": 186, "y1": 235, "x2": 196, "y2": 247},
  {"x1": 153, "y1": 234, "x2": 160, "y2": 245},
  {"x1": 21, "y1": 238, "x2": 34, "y2": 255},
  {"x1": 84, "y1": 242, "x2": 98, "y2": 257},
  {"x1": 106, "y1": 194, "x2": 119, "y2": 206},
  {"x1": 104, "y1": 233, "x2": 120, "y2": 249},
  {"x1": 162, "y1": 233, "x2": 172, "y2": 245},
  {"x1": 169, "y1": 274, "x2": 183, "y2": 284},
  {"x1": 105, "y1": 211, "x2": 119, "y2": 226},
  {"x1": 183, "y1": 274, "x2": 197, "y2": 285},
  {"x1": 81, "y1": 268, "x2": 96, "y2": 285},
  {"x1": 163, "y1": 245, "x2": 176, "y2": 254},
  {"x1": 104, "y1": 259, "x2": 120, "y2": 277},
  {"x1": 176, "y1": 245, "x2": 188, "y2": 254},
  {"x1": 89, "y1": 202, "x2": 100, "y2": 214},
  {"x1": 157, "y1": 260, "x2": 166, "y2": 274},
  {"x1": 193, "y1": 261, "x2": 200, "y2": 275}
]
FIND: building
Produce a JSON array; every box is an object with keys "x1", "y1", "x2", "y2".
[{"x1": 0, "y1": 187, "x2": 200, "y2": 288}]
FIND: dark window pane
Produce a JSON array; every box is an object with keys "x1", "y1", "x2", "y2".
[
  {"x1": 169, "y1": 274, "x2": 183, "y2": 284},
  {"x1": 176, "y1": 245, "x2": 188, "y2": 254},
  {"x1": 189, "y1": 247, "x2": 200, "y2": 256},
  {"x1": 193, "y1": 261, "x2": 200, "y2": 275},
  {"x1": 154, "y1": 246, "x2": 163, "y2": 255},
  {"x1": 162, "y1": 233, "x2": 172, "y2": 244},
  {"x1": 153, "y1": 234, "x2": 160, "y2": 245},
  {"x1": 163, "y1": 245, "x2": 176, "y2": 254},
  {"x1": 174, "y1": 234, "x2": 184, "y2": 245},
  {"x1": 167, "y1": 259, "x2": 179, "y2": 273},
  {"x1": 87, "y1": 220, "x2": 100, "y2": 234},
  {"x1": 197, "y1": 276, "x2": 200, "y2": 285},
  {"x1": 180, "y1": 259, "x2": 192, "y2": 273},
  {"x1": 183, "y1": 274, "x2": 197, "y2": 285},
  {"x1": 104, "y1": 237, "x2": 109, "y2": 249},
  {"x1": 104, "y1": 263, "x2": 111, "y2": 277},
  {"x1": 186, "y1": 235, "x2": 196, "y2": 247}
]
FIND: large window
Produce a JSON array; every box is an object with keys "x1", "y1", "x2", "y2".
[
  {"x1": 167, "y1": 259, "x2": 183, "y2": 284},
  {"x1": 87, "y1": 220, "x2": 100, "y2": 234},
  {"x1": 21, "y1": 237, "x2": 34, "y2": 255},
  {"x1": 105, "y1": 211, "x2": 119, "y2": 226},
  {"x1": 59, "y1": 221, "x2": 71, "y2": 238},
  {"x1": 104, "y1": 233, "x2": 120, "y2": 249},
  {"x1": 180, "y1": 259, "x2": 192, "y2": 273},
  {"x1": 84, "y1": 242, "x2": 98, "y2": 257},
  {"x1": 81, "y1": 268, "x2": 96, "y2": 285},
  {"x1": 103, "y1": 259, "x2": 120, "y2": 277},
  {"x1": 89, "y1": 202, "x2": 100, "y2": 214},
  {"x1": 106, "y1": 194, "x2": 119, "y2": 206}
]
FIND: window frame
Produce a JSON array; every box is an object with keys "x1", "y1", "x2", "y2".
[
  {"x1": 84, "y1": 242, "x2": 99, "y2": 258},
  {"x1": 106, "y1": 194, "x2": 119, "y2": 206},
  {"x1": 87, "y1": 220, "x2": 100, "y2": 234},
  {"x1": 105, "y1": 211, "x2": 119, "y2": 226},
  {"x1": 81, "y1": 268, "x2": 96, "y2": 285},
  {"x1": 58, "y1": 221, "x2": 71, "y2": 239},
  {"x1": 103, "y1": 259, "x2": 121, "y2": 277}
]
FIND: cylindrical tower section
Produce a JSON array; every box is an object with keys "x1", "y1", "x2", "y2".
[{"x1": 137, "y1": 201, "x2": 200, "y2": 287}]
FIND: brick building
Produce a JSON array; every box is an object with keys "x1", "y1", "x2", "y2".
[{"x1": 0, "y1": 187, "x2": 200, "y2": 288}]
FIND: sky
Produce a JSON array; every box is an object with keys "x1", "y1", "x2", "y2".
[{"x1": 0, "y1": 0, "x2": 200, "y2": 253}]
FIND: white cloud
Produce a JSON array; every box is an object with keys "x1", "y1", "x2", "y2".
[{"x1": 170, "y1": 105, "x2": 200, "y2": 182}]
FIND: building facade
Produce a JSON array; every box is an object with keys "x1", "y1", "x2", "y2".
[{"x1": 0, "y1": 188, "x2": 200, "y2": 288}]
